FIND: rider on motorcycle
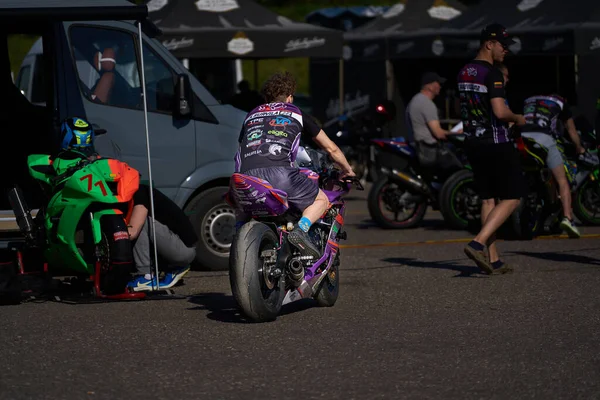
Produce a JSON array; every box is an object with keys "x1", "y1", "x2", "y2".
[
  {"x1": 520, "y1": 93, "x2": 588, "y2": 238},
  {"x1": 233, "y1": 71, "x2": 355, "y2": 259}
]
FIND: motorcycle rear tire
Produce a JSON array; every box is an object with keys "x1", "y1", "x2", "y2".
[
  {"x1": 229, "y1": 220, "x2": 285, "y2": 323},
  {"x1": 367, "y1": 177, "x2": 427, "y2": 229}
]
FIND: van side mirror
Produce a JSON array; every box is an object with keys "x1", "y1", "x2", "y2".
[
  {"x1": 92, "y1": 124, "x2": 107, "y2": 136},
  {"x1": 174, "y1": 73, "x2": 192, "y2": 118}
]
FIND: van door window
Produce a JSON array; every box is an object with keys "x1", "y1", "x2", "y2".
[
  {"x1": 69, "y1": 26, "x2": 141, "y2": 109},
  {"x1": 139, "y1": 44, "x2": 175, "y2": 114},
  {"x1": 139, "y1": 44, "x2": 217, "y2": 122},
  {"x1": 30, "y1": 55, "x2": 46, "y2": 104}
]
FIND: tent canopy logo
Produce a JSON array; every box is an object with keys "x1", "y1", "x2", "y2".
[
  {"x1": 432, "y1": 39, "x2": 444, "y2": 56},
  {"x1": 163, "y1": 37, "x2": 194, "y2": 51},
  {"x1": 517, "y1": 0, "x2": 545, "y2": 12},
  {"x1": 428, "y1": 0, "x2": 462, "y2": 20},
  {"x1": 284, "y1": 37, "x2": 326, "y2": 52},
  {"x1": 146, "y1": 0, "x2": 168, "y2": 13},
  {"x1": 382, "y1": 2, "x2": 406, "y2": 19},
  {"x1": 196, "y1": 0, "x2": 239, "y2": 12},
  {"x1": 228, "y1": 32, "x2": 254, "y2": 55},
  {"x1": 509, "y1": 37, "x2": 522, "y2": 53}
]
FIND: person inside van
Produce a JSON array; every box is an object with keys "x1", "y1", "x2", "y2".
[
  {"x1": 90, "y1": 47, "x2": 117, "y2": 104},
  {"x1": 58, "y1": 117, "x2": 195, "y2": 292}
]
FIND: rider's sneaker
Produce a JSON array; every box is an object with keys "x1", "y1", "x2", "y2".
[
  {"x1": 288, "y1": 226, "x2": 321, "y2": 260},
  {"x1": 127, "y1": 274, "x2": 161, "y2": 292},
  {"x1": 560, "y1": 217, "x2": 581, "y2": 238},
  {"x1": 160, "y1": 266, "x2": 190, "y2": 289}
]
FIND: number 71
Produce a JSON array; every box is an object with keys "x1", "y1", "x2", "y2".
[{"x1": 80, "y1": 174, "x2": 108, "y2": 196}]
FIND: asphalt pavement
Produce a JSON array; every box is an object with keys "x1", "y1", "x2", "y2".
[{"x1": 1, "y1": 185, "x2": 599, "y2": 400}]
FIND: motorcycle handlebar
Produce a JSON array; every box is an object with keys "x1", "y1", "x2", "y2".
[
  {"x1": 324, "y1": 168, "x2": 364, "y2": 191},
  {"x1": 508, "y1": 125, "x2": 522, "y2": 140}
]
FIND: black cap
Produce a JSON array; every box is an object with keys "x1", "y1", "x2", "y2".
[
  {"x1": 421, "y1": 71, "x2": 446, "y2": 86},
  {"x1": 480, "y1": 23, "x2": 516, "y2": 46}
]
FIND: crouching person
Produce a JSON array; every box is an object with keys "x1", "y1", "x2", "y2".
[{"x1": 127, "y1": 183, "x2": 198, "y2": 292}]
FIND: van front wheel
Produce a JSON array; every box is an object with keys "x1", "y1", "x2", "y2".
[{"x1": 185, "y1": 187, "x2": 236, "y2": 271}]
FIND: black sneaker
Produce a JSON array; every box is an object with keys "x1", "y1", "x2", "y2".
[
  {"x1": 464, "y1": 244, "x2": 493, "y2": 274},
  {"x1": 288, "y1": 226, "x2": 321, "y2": 259}
]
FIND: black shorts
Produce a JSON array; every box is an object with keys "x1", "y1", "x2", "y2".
[
  {"x1": 242, "y1": 166, "x2": 319, "y2": 212},
  {"x1": 465, "y1": 140, "x2": 527, "y2": 200}
]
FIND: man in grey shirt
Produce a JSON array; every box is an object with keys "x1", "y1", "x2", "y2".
[{"x1": 406, "y1": 72, "x2": 462, "y2": 169}]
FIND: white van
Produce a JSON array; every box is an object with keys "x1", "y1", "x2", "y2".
[{"x1": 11, "y1": 20, "x2": 245, "y2": 271}]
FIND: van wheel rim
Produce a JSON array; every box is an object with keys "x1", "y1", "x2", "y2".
[{"x1": 202, "y1": 204, "x2": 236, "y2": 256}]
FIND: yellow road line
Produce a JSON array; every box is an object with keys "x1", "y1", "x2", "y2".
[{"x1": 339, "y1": 233, "x2": 600, "y2": 249}]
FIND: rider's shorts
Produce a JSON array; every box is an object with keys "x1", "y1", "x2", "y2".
[
  {"x1": 465, "y1": 140, "x2": 528, "y2": 200},
  {"x1": 242, "y1": 166, "x2": 319, "y2": 212},
  {"x1": 521, "y1": 132, "x2": 563, "y2": 170}
]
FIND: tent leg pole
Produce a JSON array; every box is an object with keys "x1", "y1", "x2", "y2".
[
  {"x1": 339, "y1": 58, "x2": 344, "y2": 115},
  {"x1": 137, "y1": 21, "x2": 160, "y2": 291},
  {"x1": 386, "y1": 59, "x2": 394, "y2": 101},
  {"x1": 574, "y1": 55, "x2": 579, "y2": 86},
  {"x1": 235, "y1": 59, "x2": 243, "y2": 84}
]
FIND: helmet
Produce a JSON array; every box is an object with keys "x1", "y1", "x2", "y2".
[{"x1": 60, "y1": 117, "x2": 95, "y2": 153}]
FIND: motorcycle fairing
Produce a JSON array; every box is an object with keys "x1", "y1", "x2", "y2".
[{"x1": 228, "y1": 173, "x2": 290, "y2": 217}]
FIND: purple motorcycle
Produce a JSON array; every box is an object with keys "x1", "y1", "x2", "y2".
[{"x1": 225, "y1": 147, "x2": 363, "y2": 322}]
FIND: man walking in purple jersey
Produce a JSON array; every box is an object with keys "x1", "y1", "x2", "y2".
[{"x1": 457, "y1": 23, "x2": 527, "y2": 274}]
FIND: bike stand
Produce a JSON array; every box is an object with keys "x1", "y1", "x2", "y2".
[
  {"x1": 143, "y1": 288, "x2": 187, "y2": 301},
  {"x1": 47, "y1": 283, "x2": 187, "y2": 304}
]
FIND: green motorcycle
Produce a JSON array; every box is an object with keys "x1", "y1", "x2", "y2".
[{"x1": 9, "y1": 149, "x2": 144, "y2": 300}]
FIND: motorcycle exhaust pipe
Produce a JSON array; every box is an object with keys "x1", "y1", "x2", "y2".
[
  {"x1": 385, "y1": 168, "x2": 430, "y2": 195},
  {"x1": 8, "y1": 186, "x2": 35, "y2": 240},
  {"x1": 288, "y1": 258, "x2": 304, "y2": 286}
]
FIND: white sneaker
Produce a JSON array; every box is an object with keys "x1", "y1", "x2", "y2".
[{"x1": 560, "y1": 217, "x2": 581, "y2": 238}]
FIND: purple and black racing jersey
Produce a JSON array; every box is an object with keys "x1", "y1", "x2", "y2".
[
  {"x1": 457, "y1": 60, "x2": 509, "y2": 143},
  {"x1": 521, "y1": 95, "x2": 572, "y2": 137},
  {"x1": 235, "y1": 102, "x2": 320, "y2": 172}
]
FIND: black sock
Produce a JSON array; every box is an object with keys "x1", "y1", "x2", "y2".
[
  {"x1": 491, "y1": 260, "x2": 504, "y2": 268},
  {"x1": 468, "y1": 240, "x2": 484, "y2": 251}
]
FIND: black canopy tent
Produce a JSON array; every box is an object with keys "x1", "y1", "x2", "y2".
[
  {"x1": 385, "y1": 0, "x2": 600, "y2": 58},
  {"x1": 145, "y1": 0, "x2": 344, "y2": 113},
  {"x1": 343, "y1": 0, "x2": 467, "y2": 62},
  {"x1": 0, "y1": 0, "x2": 147, "y2": 22},
  {"x1": 305, "y1": 6, "x2": 389, "y2": 32},
  {"x1": 379, "y1": 0, "x2": 600, "y2": 126},
  {"x1": 308, "y1": 0, "x2": 468, "y2": 137},
  {"x1": 350, "y1": 0, "x2": 467, "y2": 36},
  {"x1": 146, "y1": 0, "x2": 343, "y2": 59}
]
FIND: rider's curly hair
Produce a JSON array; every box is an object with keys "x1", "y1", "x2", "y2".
[{"x1": 261, "y1": 71, "x2": 297, "y2": 103}]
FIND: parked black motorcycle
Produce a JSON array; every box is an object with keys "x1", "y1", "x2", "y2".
[
  {"x1": 510, "y1": 129, "x2": 600, "y2": 239},
  {"x1": 367, "y1": 134, "x2": 480, "y2": 229},
  {"x1": 325, "y1": 101, "x2": 396, "y2": 183}
]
